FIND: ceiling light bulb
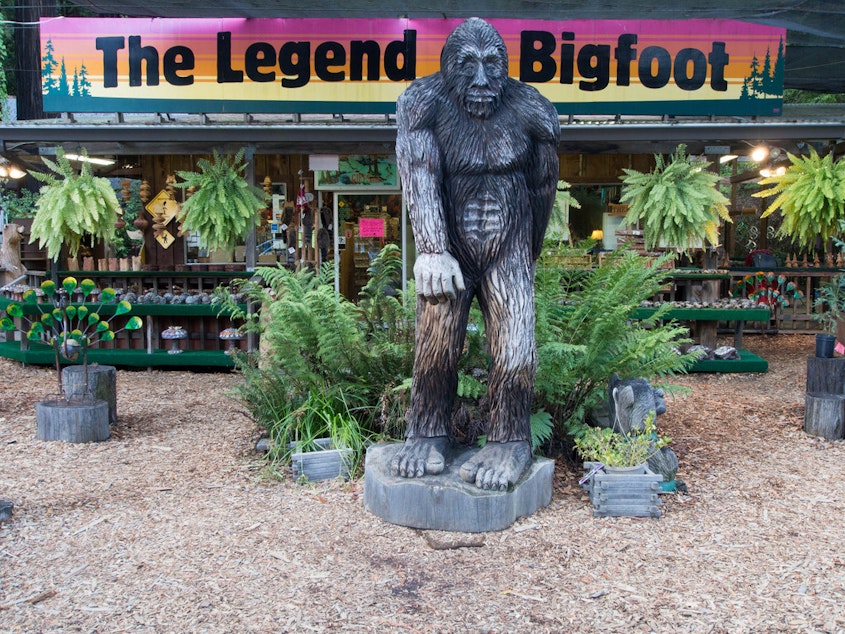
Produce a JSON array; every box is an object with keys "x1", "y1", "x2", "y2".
[
  {"x1": 751, "y1": 146, "x2": 769, "y2": 163},
  {"x1": 8, "y1": 166, "x2": 26, "y2": 179}
]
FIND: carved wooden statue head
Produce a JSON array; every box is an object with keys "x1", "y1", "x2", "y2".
[{"x1": 440, "y1": 17, "x2": 509, "y2": 120}]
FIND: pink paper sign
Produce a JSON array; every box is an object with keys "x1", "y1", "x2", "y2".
[{"x1": 359, "y1": 217, "x2": 385, "y2": 238}]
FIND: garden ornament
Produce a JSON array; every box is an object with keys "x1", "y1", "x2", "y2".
[
  {"x1": 391, "y1": 18, "x2": 560, "y2": 490},
  {"x1": 602, "y1": 373, "x2": 678, "y2": 482}
]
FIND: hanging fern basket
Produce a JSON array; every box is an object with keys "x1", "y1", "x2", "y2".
[
  {"x1": 752, "y1": 147, "x2": 845, "y2": 251},
  {"x1": 174, "y1": 149, "x2": 268, "y2": 253},
  {"x1": 619, "y1": 144, "x2": 731, "y2": 254}
]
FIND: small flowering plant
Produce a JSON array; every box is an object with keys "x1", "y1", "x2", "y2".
[{"x1": 0, "y1": 277, "x2": 142, "y2": 396}]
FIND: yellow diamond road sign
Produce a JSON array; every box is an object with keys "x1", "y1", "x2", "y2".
[{"x1": 145, "y1": 190, "x2": 180, "y2": 224}]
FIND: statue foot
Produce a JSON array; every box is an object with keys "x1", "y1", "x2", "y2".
[
  {"x1": 459, "y1": 440, "x2": 532, "y2": 491},
  {"x1": 389, "y1": 436, "x2": 451, "y2": 478}
]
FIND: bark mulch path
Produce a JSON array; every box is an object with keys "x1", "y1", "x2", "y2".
[{"x1": 1, "y1": 333, "x2": 843, "y2": 633}]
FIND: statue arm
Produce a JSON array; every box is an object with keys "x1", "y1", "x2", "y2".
[
  {"x1": 527, "y1": 97, "x2": 561, "y2": 260},
  {"x1": 396, "y1": 84, "x2": 448, "y2": 256},
  {"x1": 396, "y1": 81, "x2": 465, "y2": 302}
]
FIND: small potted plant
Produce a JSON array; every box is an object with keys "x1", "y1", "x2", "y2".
[
  {"x1": 575, "y1": 412, "x2": 670, "y2": 473},
  {"x1": 813, "y1": 275, "x2": 845, "y2": 358},
  {"x1": 619, "y1": 144, "x2": 731, "y2": 254},
  {"x1": 575, "y1": 413, "x2": 670, "y2": 517},
  {"x1": 0, "y1": 276, "x2": 142, "y2": 442}
]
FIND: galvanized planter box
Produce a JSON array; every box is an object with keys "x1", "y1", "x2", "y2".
[
  {"x1": 582, "y1": 462, "x2": 663, "y2": 518},
  {"x1": 289, "y1": 438, "x2": 352, "y2": 483}
]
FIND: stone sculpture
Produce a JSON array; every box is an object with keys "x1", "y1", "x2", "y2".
[
  {"x1": 600, "y1": 373, "x2": 678, "y2": 483},
  {"x1": 391, "y1": 17, "x2": 560, "y2": 491}
]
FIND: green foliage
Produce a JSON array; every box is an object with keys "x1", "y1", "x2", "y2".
[
  {"x1": 28, "y1": 148, "x2": 122, "y2": 260},
  {"x1": 215, "y1": 246, "x2": 415, "y2": 473},
  {"x1": 175, "y1": 149, "x2": 268, "y2": 252},
  {"x1": 620, "y1": 144, "x2": 731, "y2": 252},
  {"x1": 0, "y1": 188, "x2": 39, "y2": 219},
  {"x1": 534, "y1": 248, "x2": 699, "y2": 435},
  {"x1": 814, "y1": 274, "x2": 845, "y2": 335},
  {"x1": 753, "y1": 147, "x2": 845, "y2": 250},
  {"x1": 0, "y1": 276, "x2": 140, "y2": 394},
  {"x1": 574, "y1": 412, "x2": 669, "y2": 467},
  {"x1": 263, "y1": 390, "x2": 372, "y2": 476}
]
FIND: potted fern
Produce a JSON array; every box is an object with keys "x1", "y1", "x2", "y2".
[
  {"x1": 752, "y1": 147, "x2": 845, "y2": 252},
  {"x1": 28, "y1": 147, "x2": 123, "y2": 266},
  {"x1": 174, "y1": 148, "x2": 268, "y2": 253},
  {"x1": 619, "y1": 144, "x2": 731, "y2": 253}
]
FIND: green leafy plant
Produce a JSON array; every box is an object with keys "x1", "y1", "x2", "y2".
[
  {"x1": 28, "y1": 148, "x2": 124, "y2": 260},
  {"x1": 814, "y1": 274, "x2": 845, "y2": 335},
  {"x1": 174, "y1": 148, "x2": 268, "y2": 252},
  {"x1": 214, "y1": 245, "x2": 416, "y2": 473},
  {"x1": 574, "y1": 412, "x2": 669, "y2": 468},
  {"x1": 265, "y1": 390, "x2": 372, "y2": 476},
  {"x1": 620, "y1": 144, "x2": 731, "y2": 252},
  {"x1": 0, "y1": 276, "x2": 142, "y2": 395},
  {"x1": 752, "y1": 147, "x2": 845, "y2": 250},
  {"x1": 0, "y1": 188, "x2": 39, "y2": 220},
  {"x1": 534, "y1": 248, "x2": 699, "y2": 440}
]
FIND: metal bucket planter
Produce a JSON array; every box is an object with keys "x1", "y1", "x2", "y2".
[
  {"x1": 581, "y1": 462, "x2": 663, "y2": 518},
  {"x1": 289, "y1": 438, "x2": 353, "y2": 482}
]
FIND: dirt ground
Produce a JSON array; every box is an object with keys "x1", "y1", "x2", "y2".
[{"x1": 1, "y1": 333, "x2": 843, "y2": 633}]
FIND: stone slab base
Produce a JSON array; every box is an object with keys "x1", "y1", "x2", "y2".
[{"x1": 364, "y1": 442, "x2": 554, "y2": 533}]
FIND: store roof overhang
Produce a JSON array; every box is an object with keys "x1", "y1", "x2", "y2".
[{"x1": 2, "y1": 107, "x2": 844, "y2": 159}]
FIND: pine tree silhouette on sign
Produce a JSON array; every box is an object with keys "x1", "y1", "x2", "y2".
[{"x1": 41, "y1": 38, "x2": 58, "y2": 95}]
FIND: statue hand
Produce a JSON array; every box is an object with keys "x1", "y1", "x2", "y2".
[{"x1": 414, "y1": 252, "x2": 466, "y2": 303}]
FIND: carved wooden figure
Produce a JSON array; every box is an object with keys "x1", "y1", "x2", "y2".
[
  {"x1": 1, "y1": 223, "x2": 27, "y2": 285},
  {"x1": 392, "y1": 18, "x2": 560, "y2": 490}
]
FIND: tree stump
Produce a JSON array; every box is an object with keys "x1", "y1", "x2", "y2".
[
  {"x1": 62, "y1": 365, "x2": 117, "y2": 425},
  {"x1": 804, "y1": 392, "x2": 845, "y2": 440},
  {"x1": 806, "y1": 357, "x2": 845, "y2": 394},
  {"x1": 36, "y1": 399, "x2": 110, "y2": 443}
]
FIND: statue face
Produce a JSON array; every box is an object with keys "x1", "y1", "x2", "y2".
[{"x1": 441, "y1": 18, "x2": 508, "y2": 119}]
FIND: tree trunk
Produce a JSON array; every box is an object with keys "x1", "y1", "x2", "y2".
[
  {"x1": 62, "y1": 365, "x2": 117, "y2": 425},
  {"x1": 13, "y1": 0, "x2": 58, "y2": 120},
  {"x1": 805, "y1": 356, "x2": 845, "y2": 394},
  {"x1": 804, "y1": 393, "x2": 845, "y2": 440},
  {"x1": 36, "y1": 399, "x2": 110, "y2": 443}
]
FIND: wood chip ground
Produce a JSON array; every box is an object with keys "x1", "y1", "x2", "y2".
[{"x1": 1, "y1": 334, "x2": 843, "y2": 633}]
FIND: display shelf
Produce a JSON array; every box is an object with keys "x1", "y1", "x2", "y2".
[{"x1": 0, "y1": 342, "x2": 236, "y2": 368}]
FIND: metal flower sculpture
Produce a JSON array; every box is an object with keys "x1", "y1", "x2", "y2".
[{"x1": 0, "y1": 277, "x2": 142, "y2": 396}]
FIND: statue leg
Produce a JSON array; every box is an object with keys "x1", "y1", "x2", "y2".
[
  {"x1": 460, "y1": 252, "x2": 535, "y2": 490},
  {"x1": 390, "y1": 291, "x2": 472, "y2": 478}
]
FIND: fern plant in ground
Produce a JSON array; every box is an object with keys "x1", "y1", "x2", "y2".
[
  {"x1": 214, "y1": 245, "x2": 416, "y2": 473},
  {"x1": 533, "y1": 247, "x2": 699, "y2": 447},
  {"x1": 174, "y1": 148, "x2": 268, "y2": 252},
  {"x1": 752, "y1": 147, "x2": 845, "y2": 251},
  {"x1": 620, "y1": 144, "x2": 731, "y2": 253},
  {"x1": 28, "y1": 147, "x2": 123, "y2": 260}
]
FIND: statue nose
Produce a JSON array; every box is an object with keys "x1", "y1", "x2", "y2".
[{"x1": 471, "y1": 63, "x2": 489, "y2": 87}]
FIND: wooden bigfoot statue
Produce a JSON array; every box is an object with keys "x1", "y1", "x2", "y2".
[{"x1": 392, "y1": 18, "x2": 560, "y2": 490}]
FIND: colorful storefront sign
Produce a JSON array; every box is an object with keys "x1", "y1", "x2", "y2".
[{"x1": 41, "y1": 17, "x2": 785, "y2": 116}]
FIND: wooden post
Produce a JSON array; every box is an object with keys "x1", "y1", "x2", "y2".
[
  {"x1": 62, "y1": 365, "x2": 117, "y2": 425},
  {"x1": 804, "y1": 392, "x2": 845, "y2": 440},
  {"x1": 806, "y1": 357, "x2": 845, "y2": 394}
]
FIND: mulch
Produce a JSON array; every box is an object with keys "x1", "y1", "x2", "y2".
[{"x1": 0, "y1": 333, "x2": 843, "y2": 633}]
